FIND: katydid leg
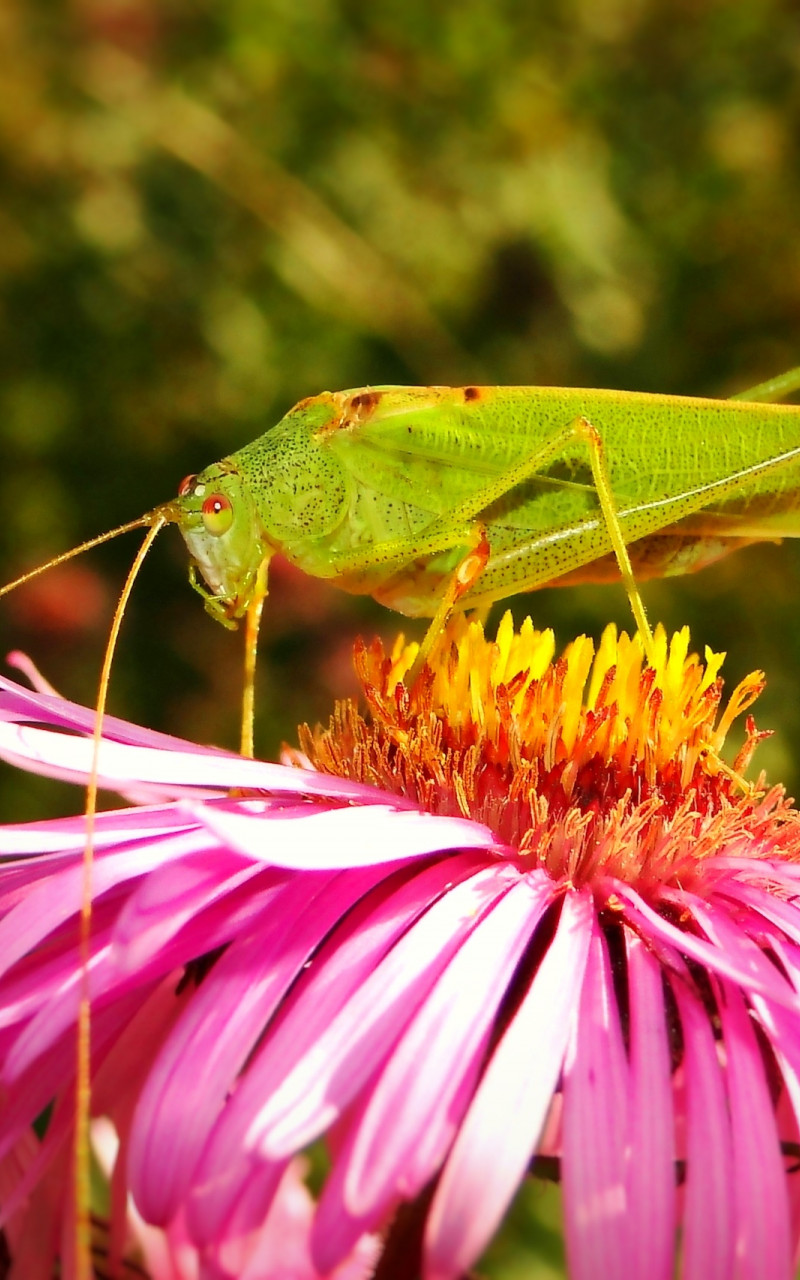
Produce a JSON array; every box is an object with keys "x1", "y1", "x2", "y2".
[
  {"x1": 333, "y1": 415, "x2": 655, "y2": 658},
  {"x1": 241, "y1": 557, "x2": 269, "y2": 758},
  {"x1": 408, "y1": 527, "x2": 490, "y2": 684},
  {"x1": 411, "y1": 413, "x2": 654, "y2": 660},
  {"x1": 573, "y1": 415, "x2": 653, "y2": 657}
]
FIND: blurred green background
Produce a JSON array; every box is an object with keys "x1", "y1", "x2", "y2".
[
  {"x1": 4, "y1": 0, "x2": 800, "y2": 802},
  {"x1": 4, "y1": 1, "x2": 800, "y2": 1274}
]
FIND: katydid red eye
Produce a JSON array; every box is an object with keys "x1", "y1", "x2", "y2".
[
  {"x1": 201, "y1": 493, "x2": 233, "y2": 536},
  {"x1": 178, "y1": 473, "x2": 198, "y2": 497}
]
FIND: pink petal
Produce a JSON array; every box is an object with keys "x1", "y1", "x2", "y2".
[
  {"x1": 311, "y1": 873, "x2": 560, "y2": 1274},
  {"x1": 252, "y1": 863, "x2": 518, "y2": 1158},
  {"x1": 671, "y1": 973, "x2": 734, "y2": 1280},
  {"x1": 424, "y1": 889, "x2": 593, "y2": 1280},
  {"x1": 610, "y1": 881, "x2": 800, "y2": 1013},
  {"x1": 0, "y1": 939, "x2": 94, "y2": 1033},
  {"x1": 4, "y1": 942, "x2": 177, "y2": 1087},
  {"x1": 748, "y1": 945, "x2": 800, "y2": 1140},
  {"x1": 190, "y1": 799, "x2": 499, "y2": 869},
  {"x1": 207, "y1": 1159, "x2": 291, "y2": 1278},
  {"x1": 0, "y1": 670, "x2": 227, "y2": 752},
  {"x1": 560, "y1": 916, "x2": 631, "y2": 1280},
  {"x1": 0, "y1": 718, "x2": 423, "y2": 806},
  {"x1": 308, "y1": 1097, "x2": 395, "y2": 1271},
  {"x1": 348, "y1": 874, "x2": 557, "y2": 1214},
  {"x1": 0, "y1": 1136, "x2": 69, "y2": 1277},
  {"x1": 683, "y1": 893, "x2": 800, "y2": 1010},
  {"x1": 182, "y1": 852, "x2": 483, "y2": 1241},
  {"x1": 0, "y1": 835, "x2": 228, "y2": 985},
  {"x1": 716, "y1": 878, "x2": 800, "y2": 948},
  {"x1": 129, "y1": 867, "x2": 387, "y2": 1224},
  {"x1": 623, "y1": 931, "x2": 676, "y2": 1280},
  {"x1": 109, "y1": 857, "x2": 276, "y2": 971},
  {"x1": 1, "y1": 924, "x2": 115, "y2": 1082},
  {"x1": 717, "y1": 981, "x2": 792, "y2": 1279},
  {"x1": 0, "y1": 805, "x2": 197, "y2": 857},
  {"x1": 0, "y1": 984, "x2": 156, "y2": 1183},
  {"x1": 184, "y1": 854, "x2": 503, "y2": 1245}
]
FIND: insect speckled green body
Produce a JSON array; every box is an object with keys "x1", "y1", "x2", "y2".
[{"x1": 175, "y1": 383, "x2": 800, "y2": 625}]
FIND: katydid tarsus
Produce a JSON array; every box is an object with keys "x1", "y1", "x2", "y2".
[{"x1": 5, "y1": 364, "x2": 800, "y2": 1277}]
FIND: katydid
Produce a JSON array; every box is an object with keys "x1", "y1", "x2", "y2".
[
  {"x1": 6, "y1": 365, "x2": 800, "y2": 739},
  {"x1": 166, "y1": 366, "x2": 800, "y2": 690}
]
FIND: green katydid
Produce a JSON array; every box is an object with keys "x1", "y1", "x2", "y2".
[
  {"x1": 142, "y1": 362, "x2": 800, "y2": 731},
  {"x1": 5, "y1": 364, "x2": 800, "y2": 753},
  {"x1": 170, "y1": 370, "x2": 800, "y2": 683}
]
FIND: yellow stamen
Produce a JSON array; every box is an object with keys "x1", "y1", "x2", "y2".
[{"x1": 297, "y1": 614, "x2": 799, "y2": 891}]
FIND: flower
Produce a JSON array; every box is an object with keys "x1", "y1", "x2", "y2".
[{"x1": 1, "y1": 617, "x2": 800, "y2": 1279}]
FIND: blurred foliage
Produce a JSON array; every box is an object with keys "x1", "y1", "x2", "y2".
[
  {"x1": 3, "y1": 0, "x2": 800, "y2": 791},
  {"x1": 4, "y1": 0, "x2": 800, "y2": 1272}
]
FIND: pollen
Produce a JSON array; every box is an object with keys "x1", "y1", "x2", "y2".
[{"x1": 297, "y1": 614, "x2": 800, "y2": 890}]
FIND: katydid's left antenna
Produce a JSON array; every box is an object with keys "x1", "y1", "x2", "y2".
[{"x1": 0, "y1": 513, "x2": 160, "y2": 601}]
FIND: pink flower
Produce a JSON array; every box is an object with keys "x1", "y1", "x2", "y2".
[{"x1": 1, "y1": 616, "x2": 800, "y2": 1279}]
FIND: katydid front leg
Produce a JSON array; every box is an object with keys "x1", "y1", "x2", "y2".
[
  {"x1": 241, "y1": 557, "x2": 270, "y2": 758},
  {"x1": 407, "y1": 526, "x2": 491, "y2": 683}
]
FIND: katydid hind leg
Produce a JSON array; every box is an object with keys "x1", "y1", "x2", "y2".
[
  {"x1": 326, "y1": 415, "x2": 603, "y2": 586},
  {"x1": 410, "y1": 412, "x2": 654, "y2": 661},
  {"x1": 328, "y1": 416, "x2": 615, "y2": 586},
  {"x1": 439, "y1": 408, "x2": 800, "y2": 621},
  {"x1": 573, "y1": 415, "x2": 654, "y2": 658},
  {"x1": 331, "y1": 413, "x2": 655, "y2": 657}
]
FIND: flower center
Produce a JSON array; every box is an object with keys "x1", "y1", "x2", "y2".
[{"x1": 297, "y1": 614, "x2": 800, "y2": 890}]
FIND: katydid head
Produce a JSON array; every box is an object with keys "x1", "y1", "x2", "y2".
[
  {"x1": 167, "y1": 460, "x2": 272, "y2": 629},
  {"x1": 167, "y1": 399, "x2": 355, "y2": 627}
]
